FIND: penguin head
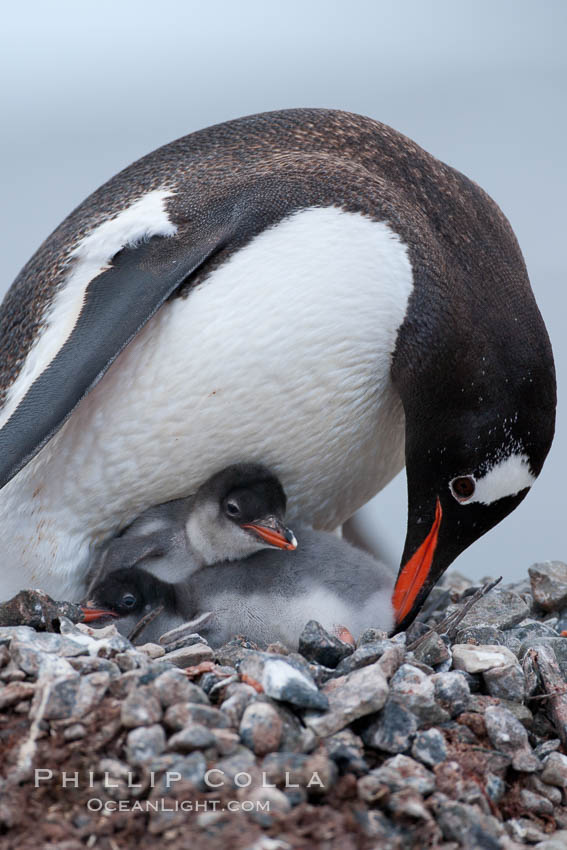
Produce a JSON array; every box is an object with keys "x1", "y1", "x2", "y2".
[
  {"x1": 392, "y1": 304, "x2": 556, "y2": 631},
  {"x1": 186, "y1": 463, "x2": 298, "y2": 566},
  {"x1": 83, "y1": 566, "x2": 175, "y2": 621}
]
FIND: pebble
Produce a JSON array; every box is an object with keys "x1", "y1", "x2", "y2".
[
  {"x1": 540, "y1": 752, "x2": 567, "y2": 788},
  {"x1": 120, "y1": 686, "x2": 162, "y2": 728},
  {"x1": 412, "y1": 631, "x2": 450, "y2": 667},
  {"x1": 333, "y1": 640, "x2": 392, "y2": 676},
  {"x1": 483, "y1": 663, "x2": 525, "y2": 702},
  {"x1": 126, "y1": 724, "x2": 166, "y2": 765},
  {"x1": 163, "y1": 703, "x2": 229, "y2": 731},
  {"x1": 411, "y1": 729, "x2": 447, "y2": 766},
  {"x1": 388, "y1": 664, "x2": 448, "y2": 723},
  {"x1": 528, "y1": 561, "x2": 567, "y2": 611},
  {"x1": 297, "y1": 620, "x2": 353, "y2": 668},
  {"x1": 163, "y1": 642, "x2": 214, "y2": 668},
  {"x1": 451, "y1": 589, "x2": 530, "y2": 630},
  {"x1": 167, "y1": 723, "x2": 217, "y2": 752},
  {"x1": 452, "y1": 643, "x2": 518, "y2": 673},
  {"x1": 370, "y1": 754, "x2": 435, "y2": 795},
  {"x1": 484, "y1": 706, "x2": 540, "y2": 772},
  {"x1": 430, "y1": 672, "x2": 470, "y2": 717},
  {"x1": 239, "y1": 702, "x2": 283, "y2": 756},
  {"x1": 152, "y1": 669, "x2": 210, "y2": 707},
  {"x1": 303, "y1": 659, "x2": 388, "y2": 737},
  {"x1": 361, "y1": 697, "x2": 417, "y2": 753},
  {"x1": 261, "y1": 657, "x2": 328, "y2": 710}
]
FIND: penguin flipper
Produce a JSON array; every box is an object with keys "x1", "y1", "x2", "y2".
[{"x1": 0, "y1": 233, "x2": 224, "y2": 488}]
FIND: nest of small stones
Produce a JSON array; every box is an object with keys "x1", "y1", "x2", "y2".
[{"x1": 1, "y1": 561, "x2": 567, "y2": 850}]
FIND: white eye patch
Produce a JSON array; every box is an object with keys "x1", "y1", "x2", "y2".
[{"x1": 451, "y1": 453, "x2": 536, "y2": 506}]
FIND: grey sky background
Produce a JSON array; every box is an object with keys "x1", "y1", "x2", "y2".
[{"x1": 0, "y1": 1, "x2": 564, "y2": 582}]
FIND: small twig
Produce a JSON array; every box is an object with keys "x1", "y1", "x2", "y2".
[
  {"x1": 127, "y1": 604, "x2": 164, "y2": 644},
  {"x1": 407, "y1": 577, "x2": 502, "y2": 652}
]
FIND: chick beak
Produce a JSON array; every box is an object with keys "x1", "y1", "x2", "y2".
[
  {"x1": 241, "y1": 516, "x2": 298, "y2": 550},
  {"x1": 81, "y1": 605, "x2": 118, "y2": 623}
]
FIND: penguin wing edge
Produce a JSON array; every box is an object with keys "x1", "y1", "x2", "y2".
[{"x1": 0, "y1": 232, "x2": 226, "y2": 489}]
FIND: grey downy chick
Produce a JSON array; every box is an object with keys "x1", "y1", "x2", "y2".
[
  {"x1": 86, "y1": 462, "x2": 297, "y2": 587},
  {"x1": 85, "y1": 527, "x2": 396, "y2": 646}
]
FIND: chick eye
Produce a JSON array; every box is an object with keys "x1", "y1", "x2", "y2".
[
  {"x1": 121, "y1": 593, "x2": 137, "y2": 609},
  {"x1": 225, "y1": 501, "x2": 241, "y2": 518},
  {"x1": 450, "y1": 475, "x2": 476, "y2": 502}
]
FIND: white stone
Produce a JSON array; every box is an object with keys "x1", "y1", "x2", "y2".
[{"x1": 452, "y1": 644, "x2": 518, "y2": 674}]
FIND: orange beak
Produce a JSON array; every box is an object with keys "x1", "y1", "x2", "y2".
[
  {"x1": 392, "y1": 498, "x2": 443, "y2": 625},
  {"x1": 241, "y1": 517, "x2": 298, "y2": 550},
  {"x1": 81, "y1": 606, "x2": 118, "y2": 623}
]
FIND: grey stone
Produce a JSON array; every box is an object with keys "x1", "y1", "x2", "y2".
[
  {"x1": 525, "y1": 774, "x2": 563, "y2": 805},
  {"x1": 455, "y1": 626, "x2": 504, "y2": 645},
  {"x1": 137, "y1": 643, "x2": 165, "y2": 659},
  {"x1": 68, "y1": 656, "x2": 121, "y2": 678},
  {"x1": 325, "y1": 729, "x2": 368, "y2": 776},
  {"x1": 121, "y1": 686, "x2": 162, "y2": 728},
  {"x1": 31, "y1": 673, "x2": 82, "y2": 721},
  {"x1": 213, "y1": 746, "x2": 256, "y2": 787},
  {"x1": 357, "y1": 628, "x2": 389, "y2": 646},
  {"x1": 507, "y1": 619, "x2": 559, "y2": 642},
  {"x1": 449, "y1": 590, "x2": 529, "y2": 630},
  {"x1": 219, "y1": 684, "x2": 258, "y2": 726},
  {"x1": 370, "y1": 754, "x2": 435, "y2": 795},
  {"x1": 388, "y1": 664, "x2": 448, "y2": 723},
  {"x1": 484, "y1": 705, "x2": 539, "y2": 772},
  {"x1": 534, "y1": 739, "x2": 561, "y2": 760},
  {"x1": 431, "y1": 671, "x2": 470, "y2": 717},
  {"x1": 152, "y1": 669, "x2": 210, "y2": 707},
  {"x1": 163, "y1": 643, "x2": 214, "y2": 668},
  {"x1": 531, "y1": 831, "x2": 567, "y2": 850},
  {"x1": 433, "y1": 799, "x2": 504, "y2": 847},
  {"x1": 483, "y1": 664, "x2": 525, "y2": 702},
  {"x1": 0, "y1": 626, "x2": 36, "y2": 645},
  {"x1": 167, "y1": 723, "x2": 216, "y2": 752},
  {"x1": 485, "y1": 773, "x2": 506, "y2": 803},
  {"x1": 362, "y1": 697, "x2": 417, "y2": 753},
  {"x1": 505, "y1": 818, "x2": 547, "y2": 844},
  {"x1": 519, "y1": 788, "x2": 554, "y2": 815},
  {"x1": 541, "y1": 751, "x2": 567, "y2": 787},
  {"x1": 303, "y1": 658, "x2": 388, "y2": 737},
  {"x1": 411, "y1": 728, "x2": 447, "y2": 766},
  {"x1": 452, "y1": 643, "x2": 518, "y2": 673},
  {"x1": 239, "y1": 701, "x2": 283, "y2": 756},
  {"x1": 519, "y1": 637, "x2": 567, "y2": 680},
  {"x1": 261, "y1": 657, "x2": 328, "y2": 710},
  {"x1": 297, "y1": 620, "x2": 353, "y2": 668},
  {"x1": 63, "y1": 723, "x2": 86, "y2": 741},
  {"x1": 212, "y1": 729, "x2": 240, "y2": 756},
  {"x1": 155, "y1": 752, "x2": 208, "y2": 793},
  {"x1": 126, "y1": 724, "x2": 166, "y2": 765},
  {"x1": 0, "y1": 681, "x2": 35, "y2": 709},
  {"x1": 412, "y1": 632, "x2": 450, "y2": 667},
  {"x1": 334, "y1": 640, "x2": 392, "y2": 676},
  {"x1": 164, "y1": 703, "x2": 230, "y2": 731},
  {"x1": 275, "y1": 702, "x2": 317, "y2": 754},
  {"x1": 261, "y1": 750, "x2": 337, "y2": 794},
  {"x1": 529, "y1": 561, "x2": 567, "y2": 611}
]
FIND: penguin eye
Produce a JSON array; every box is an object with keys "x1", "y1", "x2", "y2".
[
  {"x1": 120, "y1": 593, "x2": 137, "y2": 609},
  {"x1": 225, "y1": 501, "x2": 241, "y2": 518},
  {"x1": 450, "y1": 475, "x2": 476, "y2": 502}
]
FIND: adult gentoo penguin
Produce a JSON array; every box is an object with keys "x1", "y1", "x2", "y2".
[{"x1": 0, "y1": 109, "x2": 555, "y2": 629}]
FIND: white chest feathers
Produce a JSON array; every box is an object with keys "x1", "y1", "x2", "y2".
[{"x1": 2, "y1": 204, "x2": 414, "y2": 597}]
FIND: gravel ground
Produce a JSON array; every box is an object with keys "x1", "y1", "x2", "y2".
[{"x1": 1, "y1": 562, "x2": 567, "y2": 849}]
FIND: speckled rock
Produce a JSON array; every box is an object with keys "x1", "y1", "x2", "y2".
[
  {"x1": 126, "y1": 724, "x2": 166, "y2": 765},
  {"x1": 120, "y1": 685, "x2": 162, "y2": 728},
  {"x1": 450, "y1": 589, "x2": 529, "y2": 630},
  {"x1": 411, "y1": 729, "x2": 447, "y2": 766},
  {"x1": 452, "y1": 644, "x2": 518, "y2": 673},
  {"x1": 297, "y1": 620, "x2": 353, "y2": 668},
  {"x1": 303, "y1": 659, "x2": 388, "y2": 737},
  {"x1": 167, "y1": 723, "x2": 216, "y2": 752},
  {"x1": 361, "y1": 697, "x2": 418, "y2": 753},
  {"x1": 483, "y1": 663, "x2": 525, "y2": 702},
  {"x1": 164, "y1": 703, "x2": 230, "y2": 731},
  {"x1": 541, "y1": 752, "x2": 567, "y2": 788},
  {"x1": 370, "y1": 754, "x2": 435, "y2": 795},
  {"x1": 152, "y1": 669, "x2": 210, "y2": 707},
  {"x1": 529, "y1": 561, "x2": 567, "y2": 611},
  {"x1": 484, "y1": 705, "x2": 539, "y2": 772},
  {"x1": 163, "y1": 642, "x2": 214, "y2": 668},
  {"x1": 239, "y1": 701, "x2": 283, "y2": 755},
  {"x1": 389, "y1": 664, "x2": 448, "y2": 724}
]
